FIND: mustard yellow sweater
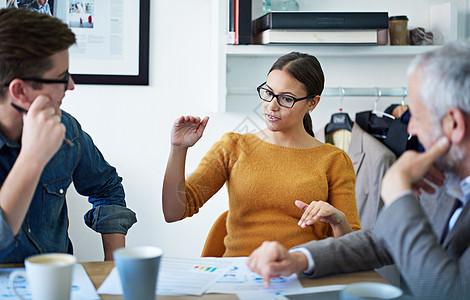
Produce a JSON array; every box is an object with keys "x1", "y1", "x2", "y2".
[{"x1": 184, "y1": 133, "x2": 361, "y2": 257}]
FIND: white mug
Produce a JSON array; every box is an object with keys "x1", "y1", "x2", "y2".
[{"x1": 9, "y1": 253, "x2": 77, "y2": 300}]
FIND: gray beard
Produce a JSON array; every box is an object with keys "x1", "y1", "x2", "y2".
[
  {"x1": 433, "y1": 142, "x2": 465, "y2": 175},
  {"x1": 430, "y1": 124, "x2": 465, "y2": 175}
]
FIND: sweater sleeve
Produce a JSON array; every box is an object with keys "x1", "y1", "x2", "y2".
[
  {"x1": 183, "y1": 133, "x2": 235, "y2": 218},
  {"x1": 327, "y1": 151, "x2": 362, "y2": 231}
]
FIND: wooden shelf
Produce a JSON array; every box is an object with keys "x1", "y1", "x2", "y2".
[
  {"x1": 226, "y1": 44, "x2": 442, "y2": 58},
  {"x1": 211, "y1": 0, "x2": 466, "y2": 113}
]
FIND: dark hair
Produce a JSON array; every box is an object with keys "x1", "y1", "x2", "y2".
[
  {"x1": 0, "y1": 8, "x2": 76, "y2": 98},
  {"x1": 269, "y1": 52, "x2": 324, "y2": 137}
]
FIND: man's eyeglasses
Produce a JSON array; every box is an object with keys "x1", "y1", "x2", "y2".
[
  {"x1": 257, "y1": 82, "x2": 316, "y2": 108},
  {"x1": 4, "y1": 71, "x2": 71, "y2": 90}
]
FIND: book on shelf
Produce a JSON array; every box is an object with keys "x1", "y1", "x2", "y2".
[
  {"x1": 252, "y1": 12, "x2": 389, "y2": 35},
  {"x1": 227, "y1": 0, "x2": 252, "y2": 45},
  {"x1": 227, "y1": 0, "x2": 235, "y2": 44},
  {"x1": 252, "y1": 29, "x2": 378, "y2": 45},
  {"x1": 238, "y1": 0, "x2": 252, "y2": 44}
]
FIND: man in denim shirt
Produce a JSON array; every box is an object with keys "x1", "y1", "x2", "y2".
[{"x1": 0, "y1": 8, "x2": 137, "y2": 263}]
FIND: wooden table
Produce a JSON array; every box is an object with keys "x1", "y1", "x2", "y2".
[
  {"x1": 80, "y1": 261, "x2": 389, "y2": 300},
  {"x1": 3, "y1": 261, "x2": 389, "y2": 299}
]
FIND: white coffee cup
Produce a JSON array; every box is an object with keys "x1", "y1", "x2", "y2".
[
  {"x1": 341, "y1": 282, "x2": 403, "y2": 300},
  {"x1": 9, "y1": 253, "x2": 77, "y2": 300}
]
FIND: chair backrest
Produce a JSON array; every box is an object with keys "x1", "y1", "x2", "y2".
[{"x1": 201, "y1": 210, "x2": 228, "y2": 257}]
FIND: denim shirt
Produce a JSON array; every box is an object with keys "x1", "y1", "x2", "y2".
[{"x1": 0, "y1": 111, "x2": 137, "y2": 262}]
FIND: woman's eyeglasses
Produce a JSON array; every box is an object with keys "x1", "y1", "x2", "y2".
[{"x1": 257, "y1": 82, "x2": 316, "y2": 108}]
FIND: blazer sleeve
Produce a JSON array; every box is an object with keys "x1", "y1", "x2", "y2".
[
  {"x1": 374, "y1": 194, "x2": 470, "y2": 299},
  {"x1": 295, "y1": 229, "x2": 393, "y2": 278}
]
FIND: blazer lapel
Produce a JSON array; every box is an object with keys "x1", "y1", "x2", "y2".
[
  {"x1": 443, "y1": 201, "x2": 470, "y2": 256},
  {"x1": 348, "y1": 123, "x2": 365, "y2": 175},
  {"x1": 431, "y1": 191, "x2": 458, "y2": 243}
]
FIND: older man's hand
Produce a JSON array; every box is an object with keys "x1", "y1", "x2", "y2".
[
  {"x1": 381, "y1": 136, "x2": 450, "y2": 205},
  {"x1": 410, "y1": 164, "x2": 446, "y2": 196},
  {"x1": 247, "y1": 241, "x2": 308, "y2": 287}
]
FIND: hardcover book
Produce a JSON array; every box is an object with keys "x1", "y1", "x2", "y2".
[
  {"x1": 237, "y1": 0, "x2": 252, "y2": 44},
  {"x1": 253, "y1": 29, "x2": 378, "y2": 44},
  {"x1": 252, "y1": 12, "x2": 389, "y2": 35}
]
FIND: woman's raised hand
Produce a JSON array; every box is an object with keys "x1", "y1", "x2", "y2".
[{"x1": 171, "y1": 116, "x2": 209, "y2": 149}]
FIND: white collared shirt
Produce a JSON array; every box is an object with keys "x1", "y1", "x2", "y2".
[{"x1": 448, "y1": 175, "x2": 470, "y2": 233}]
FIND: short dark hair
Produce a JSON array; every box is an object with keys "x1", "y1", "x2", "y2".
[
  {"x1": 0, "y1": 8, "x2": 76, "y2": 98},
  {"x1": 269, "y1": 52, "x2": 325, "y2": 137}
]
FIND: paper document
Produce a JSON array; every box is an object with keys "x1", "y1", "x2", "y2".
[
  {"x1": 0, "y1": 264, "x2": 100, "y2": 300},
  {"x1": 274, "y1": 285, "x2": 347, "y2": 300},
  {"x1": 205, "y1": 257, "x2": 302, "y2": 299},
  {"x1": 98, "y1": 256, "x2": 236, "y2": 296}
]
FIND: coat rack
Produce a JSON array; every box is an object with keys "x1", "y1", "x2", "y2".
[
  {"x1": 322, "y1": 87, "x2": 407, "y2": 98},
  {"x1": 227, "y1": 87, "x2": 408, "y2": 98}
]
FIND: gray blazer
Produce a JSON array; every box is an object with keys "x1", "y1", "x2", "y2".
[
  {"x1": 299, "y1": 188, "x2": 470, "y2": 299},
  {"x1": 317, "y1": 123, "x2": 396, "y2": 229},
  {"x1": 348, "y1": 123, "x2": 396, "y2": 229}
]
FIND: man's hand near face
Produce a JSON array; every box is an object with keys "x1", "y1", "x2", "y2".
[
  {"x1": 410, "y1": 165, "x2": 446, "y2": 196},
  {"x1": 381, "y1": 137, "x2": 450, "y2": 205},
  {"x1": 20, "y1": 95, "x2": 65, "y2": 168}
]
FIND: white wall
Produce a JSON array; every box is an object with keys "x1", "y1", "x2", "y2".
[
  {"x1": 64, "y1": 0, "x2": 234, "y2": 261},
  {"x1": 63, "y1": 0, "x2": 469, "y2": 262}
]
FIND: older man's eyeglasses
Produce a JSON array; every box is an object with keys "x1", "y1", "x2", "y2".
[
  {"x1": 257, "y1": 82, "x2": 316, "y2": 108},
  {"x1": 3, "y1": 71, "x2": 71, "y2": 90}
]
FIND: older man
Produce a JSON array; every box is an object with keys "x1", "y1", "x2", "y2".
[{"x1": 247, "y1": 40, "x2": 470, "y2": 300}]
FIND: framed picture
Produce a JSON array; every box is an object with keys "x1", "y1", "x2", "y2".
[
  {"x1": 6, "y1": 0, "x2": 54, "y2": 14},
  {"x1": 5, "y1": 0, "x2": 150, "y2": 85}
]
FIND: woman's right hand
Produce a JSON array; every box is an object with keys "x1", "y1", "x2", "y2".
[
  {"x1": 295, "y1": 200, "x2": 353, "y2": 238},
  {"x1": 295, "y1": 200, "x2": 345, "y2": 228},
  {"x1": 171, "y1": 116, "x2": 209, "y2": 149}
]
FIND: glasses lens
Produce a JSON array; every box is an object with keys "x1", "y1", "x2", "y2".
[
  {"x1": 63, "y1": 72, "x2": 70, "y2": 90},
  {"x1": 258, "y1": 87, "x2": 273, "y2": 102},
  {"x1": 278, "y1": 95, "x2": 295, "y2": 108}
]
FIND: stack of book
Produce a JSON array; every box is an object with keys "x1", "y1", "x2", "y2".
[{"x1": 252, "y1": 12, "x2": 389, "y2": 45}]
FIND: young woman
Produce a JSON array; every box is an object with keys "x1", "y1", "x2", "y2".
[{"x1": 163, "y1": 52, "x2": 361, "y2": 257}]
